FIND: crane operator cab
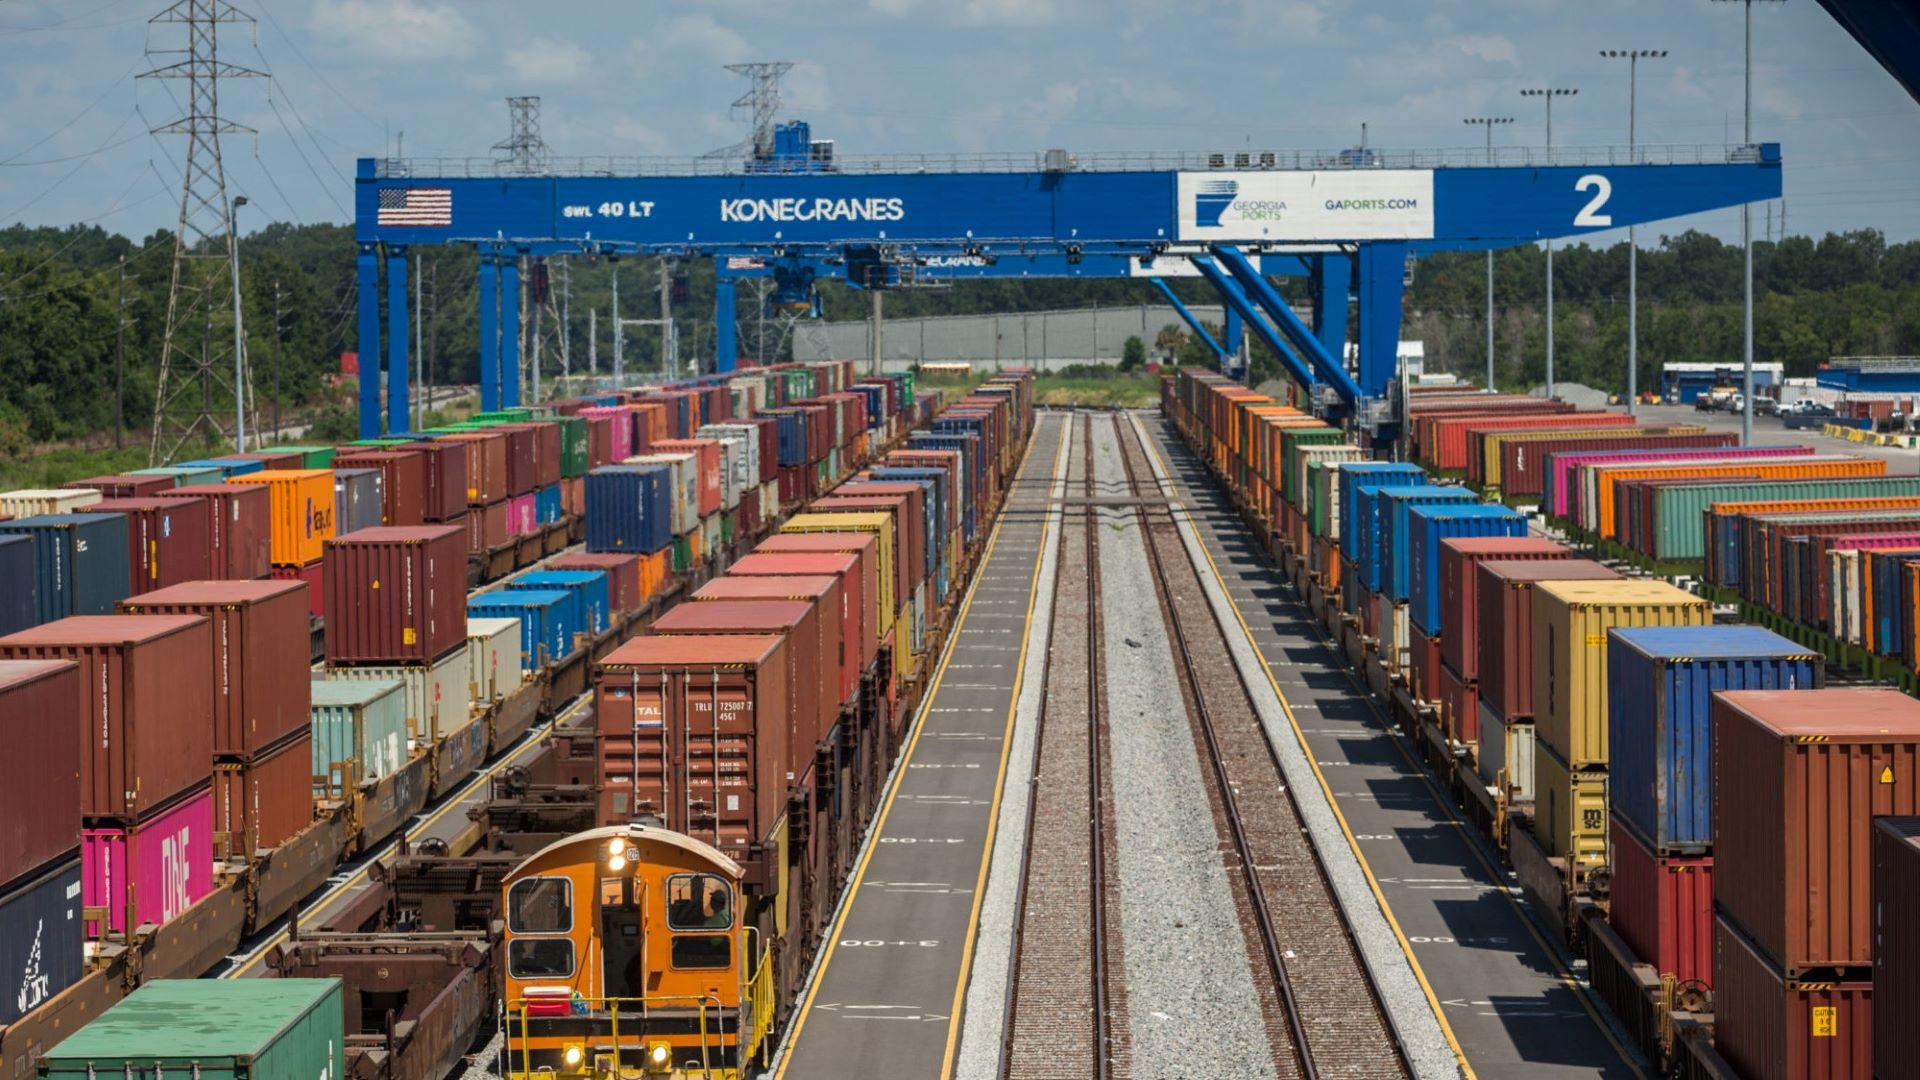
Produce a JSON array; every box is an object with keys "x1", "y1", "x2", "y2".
[{"x1": 502, "y1": 823, "x2": 774, "y2": 1078}]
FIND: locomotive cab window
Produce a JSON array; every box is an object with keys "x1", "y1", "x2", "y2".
[
  {"x1": 507, "y1": 876, "x2": 576, "y2": 979},
  {"x1": 666, "y1": 873, "x2": 733, "y2": 969}
]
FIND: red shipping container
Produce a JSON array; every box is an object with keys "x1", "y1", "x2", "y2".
[
  {"x1": 727, "y1": 551, "x2": 873, "y2": 677},
  {"x1": 1872, "y1": 817, "x2": 1920, "y2": 1080},
  {"x1": 1713, "y1": 688, "x2": 1920, "y2": 974},
  {"x1": 1499, "y1": 431, "x2": 1738, "y2": 498},
  {"x1": 439, "y1": 431, "x2": 509, "y2": 505},
  {"x1": 117, "y1": 580, "x2": 312, "y2": 758},
  {"x1": 1608, "y1": 813, "x2": 1713, "y2": 987},
  {"x1": 0, "y1": 660, "x2": 81, "y2": 886},
  {"x1": 86, "y1": 497, "x2": 212, "y2": 594},
  {"x1": 817, "y1": 486, "x2": 924, "y2": 596},
  {"x1": 592, "y1": 634, "x2": 792, "y2": 873},
  {"x1": 1474, "y1": 559, "x2": 1621, "y2": 720},
  {"x1": 748, "y1": 537, "x2": 881, "y2": 665},
  {"x1": 395, "y1": 441, "x2": 470, "y2": 523},
  {"x1": 1409, "y1": 623, "x2": 1441, "y2": 705},
  {"x1": 495, "y1": 423, "x2": 560, "y2": 489},
  {"x1": 561, "y1": 476, "x2": 584, "y2": 518},
  {"x1": 163, "y1": 483, "x2": 271, "y2": 581},
  {"x1": 467, "y1": 499, "x2": 510, "y2": 555},
  {"x1": 271, "y1": 560, "x2": 324, "y2": 620},
  {"x1": 548, "y1": 553, "x2": 643, "y2": 614},
  {"x1": 323, "y1": 526, "x2": 467, "y2": 665},
  {"x1": 1715, "y1": 914, "x2": 1871, "y2": 1080},
  {"x1": 82, "y1": 784, "x2": 213, "y2": 934},
  {"x1": 650, "y1": 599, "x2": 826, "y2": 770},
  {"x1": 1438, "y1": 661, "x2": 1478, "y2": 745},
  {"x1": 694, "y1": 574, "x2": 852, "y2": 711},
  {"x1": 212, "y1": 729, "x2": 314, "y2": 854},
  {"x1": 652, "y1": 438, "x2": 723, "y2": 517},
  {"x1": 332, "y1": 450, "x2": 428, "y2": 527},
  {"x1": 0, "y1": 615, "x2": 213, "y2": 821},
  {"x1": 62, "y1": 475, "x2": 176, "y2": 498},
  {"x1": 232, "y1": 449, "x2": 307, "y2": 470},
  {"x1": 1438, "y1": 537, "x2": 1569, "y2": 680}
]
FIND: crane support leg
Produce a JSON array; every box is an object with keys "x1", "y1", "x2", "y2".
[
  {"x1": 1354, "y1": 241, "x2": 1408, "y2": 403},
  {"x1": 1147, "y1": 277, "x2": 1229, "y2": 363},
  {"x1": 1188, "y1": 256, "x2": 1317, "y2": 393},
  {"x1": 479, "y1": 256, "x2": 499, "y2": 413},
  {"x1": 501, "y1": 257, "x2": 522, "y2": 408},
  {"x1": 1311, "y1": 252, "x2": 1349, "y2": 363},
  {"x1": 386, "y1": 248, "x2": 410, "y2": 435},
  {"x1": 1210, "y1": 245, "x2": 1364, "y2": 404},
  {"x1": 1223, "y1": 306, "x2": 1245, "y2": 376},
  {"x1": 356, "y1": 246, "x2": 381, "y2": 438},
  {"x1": 715, "y1": 276, "x2": 737, "y2": 374}
]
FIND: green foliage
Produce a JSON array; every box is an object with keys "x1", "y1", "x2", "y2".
[{"x1": 1120, "y1": 335, "x2": 1146, "y2": 372}]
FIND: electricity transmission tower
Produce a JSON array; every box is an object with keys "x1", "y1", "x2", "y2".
[
  {"x1": 704, "y1": 62, "x2": 792, "y2": 158},
  {"x1": 493, "y1": 96, "x2": 549, "y2": 173},
  {"x1": 140, "y1": 0, "x2": 264, "y2": 462}
]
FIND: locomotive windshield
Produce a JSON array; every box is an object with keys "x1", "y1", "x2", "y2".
[
  {"x1": 507, "y1": 876, "x2": 575, "y2": 979},
  {"x1": 667, "y1": 873, "x2": 733, "y2": 968}
]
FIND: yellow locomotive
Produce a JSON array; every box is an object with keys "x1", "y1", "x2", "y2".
[{"x1": 502, "y1": 822, "x2": 775, "y2": 1078}]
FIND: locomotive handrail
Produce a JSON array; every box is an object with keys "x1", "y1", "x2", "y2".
[
  {"x1": 510, "y1": 991, "x2": 730, "y2": 1076},
  {"x1": 745, "y1": 926, "x2": 777, "y2": 1065}
]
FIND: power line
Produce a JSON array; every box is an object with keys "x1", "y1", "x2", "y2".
[{"x1": 0, "y1": 56, "x2": 141, "y2": 164}]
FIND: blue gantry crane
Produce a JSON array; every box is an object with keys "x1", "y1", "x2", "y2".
[{"x1": 356, "y1": 134, "x2": 1781, "y2": 440}]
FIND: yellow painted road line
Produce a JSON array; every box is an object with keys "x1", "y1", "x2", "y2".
[
  {"x1": 775, "y1": 414, "x2": 1064, "y2": 1080},
  {"x1": 227, "y1": 692, "x2": 589, "y2": 977},
  {"x1": 1135, "y1": 416, "x2": 1645, "y2": 1080}
]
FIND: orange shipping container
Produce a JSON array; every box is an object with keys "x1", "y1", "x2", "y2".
[
  {"x1": 1595, "y1": 459, "x2": 1887, "y2": 539},
  {"x1": 226, "y1": 468, "x2": 334, "y2": 567}
]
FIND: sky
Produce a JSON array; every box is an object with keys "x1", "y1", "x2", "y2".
[{"x1": 1, "y1": 0, "x2": 1917, "y2": 248}]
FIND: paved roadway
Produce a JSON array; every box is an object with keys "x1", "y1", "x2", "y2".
[
  {"x1": 1136, "y1": 413, "x2": 1644, "y2": 1080},
  {"x1": 1628, "y1": 403, "x2": 1919, "y2": 475},
  {"x1": 773, "y1": 412, "x2": 1068, "y2": 1080}
]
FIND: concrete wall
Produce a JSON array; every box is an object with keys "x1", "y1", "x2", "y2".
[{"x1": 791, "y1": 304, "x2": 1230, "y2": 372}]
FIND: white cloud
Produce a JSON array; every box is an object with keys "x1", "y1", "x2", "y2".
[
  {"x1": 868, "y1": 0, "x2": 917, "y2": 14},
  {"x1": 947, "y1": 80, "x2": 1080, "y2": 151},
  {"x1": 506, "y1": 37, "x2": 592, "y2": 85},
  {"x1": 1451, "y1": 34, "x2": 1516, "y2": 65},
  {"x1": 635, "y1": 13, "x2": 753, "y2": 66},
  {"x1": 307, "y1": 0, "x2": 479, "y2": 62},
  {"x1": 955, "y1": 0, "x2": 1061, "y2": 27}
]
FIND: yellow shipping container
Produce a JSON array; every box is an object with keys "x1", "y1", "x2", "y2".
[
  {"x1": 1530, "y1": 578, "x2": 1710, "y2": 768},
  {"x1": 781, "y1": 510, "x2": 898, "y2": 650},
  {"x1": 227, "y1": 468, "x2": 334, "y2": 567},
  {"x1": 1532, "y1": 740, "x2": 1609, "y2": 871}
]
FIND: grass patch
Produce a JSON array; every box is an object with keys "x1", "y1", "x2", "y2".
[
  {"x1": 0, "y1": 445, "x2": 169, "y2": 490},
  {"x1": 1033, "y1": 371, "x2": 1165, "y2": 408}
]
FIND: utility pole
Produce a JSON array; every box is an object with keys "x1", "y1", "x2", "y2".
[
  {"x1": 412, "y1": 249, "x2": 422, "y2": 431},
  {"x1": 228, "y1": 194, "x2": 247, "y2": 452},
  {"x1": 589, "y1": 308, "x2": 598, "y2": 376},
  {"x1": 1464, "y1": 116, "x2": 1513, "y2": 391},
  {"x1": 531, "y1": 261, "x2": 544, "y2": 404},
  {"x1": 869, "y1": 289, "x2": 884, "y2": 376},
  {"x1": 559, "y1": 258, "x2": 571, "y2": 382},
  {"x1": 271, "y1": 280, "x2": 282, "y2": 439},
  {"x1": 612, "y1": 264, "x2": 623, "y2": 382},
  {"x1": 1521, "y1": 86, "x2": 1578, "y2": 397},
  {"x1": 426, "y1": 260, "x2": 435, "y2": 415},
  {"x1": 1713, "y1": 0, "x2": 1785, "y2": 444},
  {"x1": 1603, "y1": 50, "x2": 1667, "y2": 415},
  {"x1": 114, "y1": 256, "x2": 127, "y2": 450},
  {"x1": 658, "y1": 258, "x2": 673, "y2": 378}
]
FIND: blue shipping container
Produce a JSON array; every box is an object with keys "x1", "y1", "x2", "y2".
[
  {"x1": 907, "y1": 433, "x2": 981, "y2": 541},
  {"x1": 0, "y1": 533, "x2": 40, "y2": 635},
  {"x1": 585, "y1": 465, "x2": 672, "y2": 554},
  {"x1": 510, "y1": 570, "x2": 611, "y2": 635},
  {"x1": 1606, "y1": 625, "x2": 1822, "y2": 853},
  {"x1": 535, "y1": 483, "x2": 563, "y2": 525},
  {"x1": 1338, "y1": 463, "x2": 1425, "y2": 563},
  {"x1": 0, "y1": 858, "x2": 83, "y2": 1028},
  {"x1": 1405, "y1": 504, "x2": 1528, "y2": 632},
  {"x1": 0, "y1": 514, "x2": 131, "y2": 622},
  {"x1": 467, "y1": 588, "x2": 580, "y2": 670},
  {"x1": 1378, "y1": 486, "x2": 1478, "y2": 601}
]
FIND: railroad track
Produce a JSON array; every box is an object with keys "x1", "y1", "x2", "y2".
[
  {"x1": 1113, "y1": 414, "x2": 1411, "y2": 1080},
  {"x1": 999, "y1": 412, "x2": 1125, "y2": 1079}
]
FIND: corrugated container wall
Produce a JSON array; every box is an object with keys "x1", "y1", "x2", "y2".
[
  {"x1": 0, "y1": 514, "x2": 132, "y2": 621},
  {"x1": 1476, "y1": 560, "x2": 1622, "y2": 721},
  {"x1": 82, "y1": 784, "x2": 212, "y2": 933},
  {"x1": 0, "y1": 859, "x2": 83, "y2": 1028},
  {"x1": 310, "y1": 677, "x2": 409, "y2": 792},
  {"x1": 1608, "y1": 813, "x2": 1714, "y2": 987},
  {"x1": 213, "y1": 729, "x2": 314, "y2": 853},
  {"x1": 1438, "y1": 537, "x2": 1569, "y2": 681},
  {"x1": 1872, "y1": 817, "x2": 1920, "y2": 1080},
  {"x1": 36, "y1": 978, "x2": 346, "y2": 1077},
  {"x1": 323, "y1": 526, "x2": 467, "y2": 665},
  {"x1": 0, "y1": 534, "x2": 38, "y2": 635},
  {"x1": 0, "y1": 660, "x2": 81, "y2": 886},
  {"x1": 164, "y1": 483, "x2": 271, "y2": 581},
  {"x1": 1714, "y1": 915, "x2": 1871, "y2": 1080}
]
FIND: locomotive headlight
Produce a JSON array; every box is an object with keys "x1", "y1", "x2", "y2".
[
  {"x1": 648, "y1": 1041, "x2": 673, "y2": 1071},
  {"x1": 607, "y1": 852, "x2": 628, "y2": 872},
  {"x1": 562, "y1": 1042, "x2": 584, "y2": 1067}
]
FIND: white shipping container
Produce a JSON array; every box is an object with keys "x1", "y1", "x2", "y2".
[
  {"x1": 465, "y1": 617, "x2": 523, "y2": 706},
  {"x1": 0, "y1": 489, "x2": 102, "y2": 517},
  {"x1": 324, "y1": 647, "x2": 469, "y2": 742}
]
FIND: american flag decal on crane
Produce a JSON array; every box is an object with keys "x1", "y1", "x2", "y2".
[{"x1": 376, "y1": 187, "x2": 453, "y2": 226}]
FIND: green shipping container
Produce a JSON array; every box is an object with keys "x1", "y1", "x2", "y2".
[
  {"x1": 131, "y1": 464, "x2": 224, "y2": 487},
  {"x1": 720, "y1": 509, "x2": 736, "y2": 546},
  {"x1": 473, "y1": 408, "x2": 534, "y2": 424},
  {"x1": 347, "y1": 436, "x2": 414, "y2": 449},
  {"x1": 310, "y1": 676, "x2": 411, "y2": 793},
  {"x1": 1280, "y1": 428, "x2": 1344, "y2": 509},
  {"x1": 270, "y1": 445, "x2": 338, "y2": 469},
  {"x1": 556, "y1": 416, "x2": 590, "y2": 477},
  {"x1": 39, "y1": 978, "x2": 344, "y2": 1078},
  {"x1": 1651, "y1": 475, "x2": 1920, "y2": 561},
  {"x1": 671, "y1": 533, "x2": 693, "y2": 573}
]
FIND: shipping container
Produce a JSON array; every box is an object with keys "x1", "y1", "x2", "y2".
[
  {"x1": 1496, "y1": 430, "x2": 1737, "y2": 498},
  {"x1": 593, "y1": 634, "x2": 792, "y2": 866},
  {"x1": 510, "y1": 569, "x2": 612, "y2": 636},
  {"x1": 0, "y1": 858, "x2": 83, "y2": 1029},
  {"x1": 331, "y1": 450, "x2": 425, "y2": 527},
  {"x1": 82, "y1": 784, "x2": 212, "y2": 934},
  {"x1": 117, "y1": 579, "x2": 312, "y2": 758},
  {"x1": 1475, "y1": 703, "x2": 1536, "y2": 801},
  {"x1": 1530, "y1": 578, "x2": 1711, "y2": 768},
  {"x1": 0, "y1": 489, "x2": 101, "y2": 517},
  {"x1": 0, "y1": 513, "x2": 132, "y2": 621},
  {"x1": 322, "y1": 525, "x2": 467, "y2": 665},
  {"x1": 1438, "y1": 537, "x2": 1569, "y2": 680},
  {"x1": 1533, "y1": 739, "x2": 1608, "y2": 869},
  {"x1": 1543, "y1": 444, "x2": 1814, "y2": 521},
  {"x1": 331, "y1": 467, "x2": 386, "y2": 536},
  {"x1": 0, "y1": 533, "x2": 38, "y2": 635},
  {"x1": 271, "y1": 559, "x2": 324, "y2": 620},
  {"x1": 439, "y1": 430, "x2": 509, "y2": 505},
  {"x1": 1608, "y1": 813, "x2": 1714, "y2": 987},
  {"x1": 651, "y1": 598, "x2": 828, "y2": 763},
  {"x1": 322, "y1": 646, "x2": 469, "y2": 743},
  {"x1": 213, "y1": 730, "x2": 314, "y2": 854},
  {"x1": 0, "y1": 660, "x2": 80, "y2": 886},
  {"x1": 310, "y1": 677, "x2": 409, "y2": 792},
  {"x1": 226, "y1": 469, "x2": 335, "y2": 567},
  {"x1": 162, "y1": 483, "x2": 271, "y2": 581},
  {"x1": 1714, "y1": 915, "x2": 1871, "y2": 1080},
  {"x1": 0, "y1": 615, "x2": 213, "y2": 821},
  {"x1": 1476, "y1": 560, "x2": 1623, "y2": 721},
  {"x1": 1336, "y1": 463, "x2": 1427, "y2": 563},
  {"x1": 1713, "y1": 688, "x2": 1920, "y2": 974},
  {"x1": 1607, "y1": 626, "x2": 1820, "y2": 854},
  {"x1": 548, "y1": 552, "x2": 644, "y2": 614},
  {"x1": 467, "y1": 588, "x2": 580, "y2": 670},
  {"x1": 466, "y1": 499, "x2": 511, "y2": 556},
  {"x1": 695, "y1": 573, "x2": 853, "y2": 709},
  {"x1": 262, "y1": 445, "x2": 337, "y2": 470},
  {"x1": 586, "y1": 464, "x2": 674, "y2": 554},
  {"x1": 748, "y1": 535, "x2": 884, "y2": 658},
  {"x1": 1872, "y1": 817, "x2": 1920, "y2": 1080},
  {"x1": 1406, "y1": 504, "x2": 1528, "y2": 634},
  {"x1": 82, "y1": 497, "x2": 212, "y2": 594},
  {"x1": 727, "y1": 550, "x2": 875, "y2": 681},
  {"x1": 466, "y1": 616, "x2": 523, "y2": 705},
  {"x1": 395, "y1": 440, "x2": 470, "y2": 522},
  {"x1": 780, "y1": 512, "x2": 899, "y2": 645},
  {"x1": 37, "y1": 978, "x2": 346, "y2": 1077},
  {"x1": 62, "y1": 474, "x2": 177, "y2": 498}
]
